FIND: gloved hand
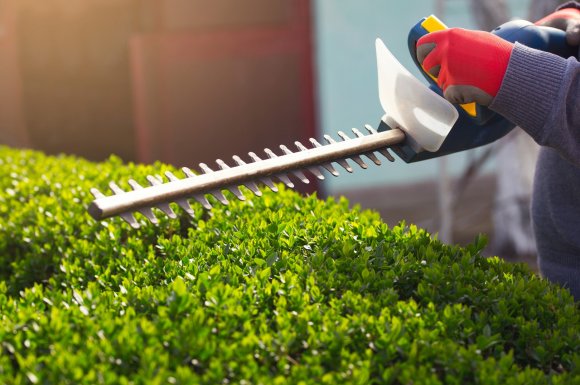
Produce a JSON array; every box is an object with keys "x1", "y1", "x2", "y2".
[
  {"x1": 416, "y1": 28, "x2": 514, "y2": 106},
  {"x1": 535, "y1": 7, "x2": 580, "y2": 46}
]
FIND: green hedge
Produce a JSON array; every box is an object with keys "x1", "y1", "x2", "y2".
[{"x1": 0, "y1": 146, "x2": 578, "y2": 385}]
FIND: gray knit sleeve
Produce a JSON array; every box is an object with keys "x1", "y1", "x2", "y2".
[
  {"x1": 557, "y1": 1, "x2": 580, "y2": 11},
  {"x1": 489, "y1": 43, "x2": 580, "y2": 165}
]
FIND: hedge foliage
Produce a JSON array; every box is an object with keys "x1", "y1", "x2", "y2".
[{"x1": 0, "y1": 146, "x2": 578, "y2": 385}]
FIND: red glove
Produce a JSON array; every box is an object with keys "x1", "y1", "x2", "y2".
[
  {"x1": 535, "y1": 7, "x2": 580, "y2": 46},
  {"x1": 416, "y1": 28, "x2": 514, "y2": 106}
]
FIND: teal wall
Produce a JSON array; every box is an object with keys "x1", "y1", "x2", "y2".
[{"x1": 313, "y1": 0, "x2": 529, "y2": 192}]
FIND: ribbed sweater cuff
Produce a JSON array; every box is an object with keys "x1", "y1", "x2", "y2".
[{"x1": 489, "y1": 43, "x2": 568, "y2": 143}]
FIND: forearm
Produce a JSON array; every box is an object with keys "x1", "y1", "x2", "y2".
[{"x1": 489, "y1": 43, "x2": 580, "y2": 165}]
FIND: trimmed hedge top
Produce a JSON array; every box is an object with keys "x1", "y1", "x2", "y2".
[{"x1": 0, "y1": 146, "x2": 578, "y2": 385}]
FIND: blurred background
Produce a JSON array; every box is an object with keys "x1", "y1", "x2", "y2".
[{"x1": 0, "y1": 0, "x2": 568, "y2": 268}]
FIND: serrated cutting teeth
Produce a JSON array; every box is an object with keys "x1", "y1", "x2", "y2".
[
  {"x1": 337, "y1": 130, "x2": 365, "y2": 169},
  {"x1": 231, "y1": 155, "x2": 263, "y2": 196},
  {"x1": 165, "y1": 171, "x2": 180, "y2": 182},
  {"x1": 352, "y1": 127, "x2": 365, "y2": 138},
  {"x1": 309, "y1": 138, "x2": 339, "y2": 177},
  {"x1": 199, "y1": 163, "x2": 230, "y2": 205},
  {"x1": 88, "y1": 126, "x2": 406, "y2": 226},
  {"x1": 263, "y1": 149, "x2": 294, "y2": 188},
  {"x1": 139, "y1": 207, "x2": 159, "y2": 224},
  {"x1": 363, "y1": 125, "x2": 395, "y2": 162},
  {"x1": 130, "y1": 179, "x2": 177, "y2": 219},
  {"x1": 194, "y1": 195, "x2": 212, "y2": 210},
  {"x1": 121, "y1": 213, "x2": 140, "y2": 228},
  {"x1": 280, "y1": 145, "x2": 309, "y2": 184},
  {"x1": 351, "y1": 155, "x2": 368, "y2": 169},
  {"x1": 109, "y1": 181, "x2": 124, "y2": 195},
  {"x1": 90, "y1": 188, "x2": 105, "y2": 199},
  {"x1": 181, "y1": 167, "x2": 195, "y2": 178},
  {"x1": 127, "y1": 179, "x2": 141, "y2": 190},
  {"x1": 146, "y1": 175, "x2": 162, "y2": 185},
  {"x1": 364, "y1": 152, "x2": 382, "y2": 166},
  {"x1": 176, "y1": 199, "x2": 196, "y2": 217},
  {"x1": 324, "y1": 135, "x2": 353, "y2": 173},
  {"x1": 248, "y1": 152, "x2": 278, "y2": 192},
  {"x1": 350, "y1": 128, "x2": 381, "y2": 166},
  {"x1": 295, "y1": 141, "x2": 325, "y2": 180},
  {"x1": 111, "y1": 181, "x2": 162, "y2": 223},
  {"x1": 245, "y1": 181, "x2": 262, "y2": 196},
  {"x1": 364, "y1": 124, "x2": 377, "y2": 134},
  {"x1": 211, "y1": 190, "x2": 229, "y2": 205},
  {"x1": 378, "y1": 148, "x2": 396, "y2": 162},
  {"x1": 148, "y1": 175, "x2": 186, "y2": 216},
  {"x1": 199, "y1": 163, "x2": 213, "y2": 174}
]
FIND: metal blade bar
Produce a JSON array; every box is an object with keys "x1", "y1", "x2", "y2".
[{"x1": 88, "y1": 129, "x2": 405, "y2": 220}]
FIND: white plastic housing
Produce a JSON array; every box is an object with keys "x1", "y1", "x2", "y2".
[{"x1": 375, "y1": 38, "x2": 458, "y2": 152}]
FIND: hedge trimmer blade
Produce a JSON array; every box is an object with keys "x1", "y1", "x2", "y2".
[
  {"x1": 88, "y1": 126, "x2": 404, "y2": 228},
  {"x1": 88, "y1": 38, "x2": 460, "y2": 228}
]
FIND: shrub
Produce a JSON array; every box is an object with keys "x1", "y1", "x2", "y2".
[{"x1": 0, "y1": 146, "x2": 578, "y2": 385}]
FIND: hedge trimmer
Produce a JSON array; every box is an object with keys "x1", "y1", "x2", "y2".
[{"x1": 88, "y1": 15, "x2": 574, "y2": 228}]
